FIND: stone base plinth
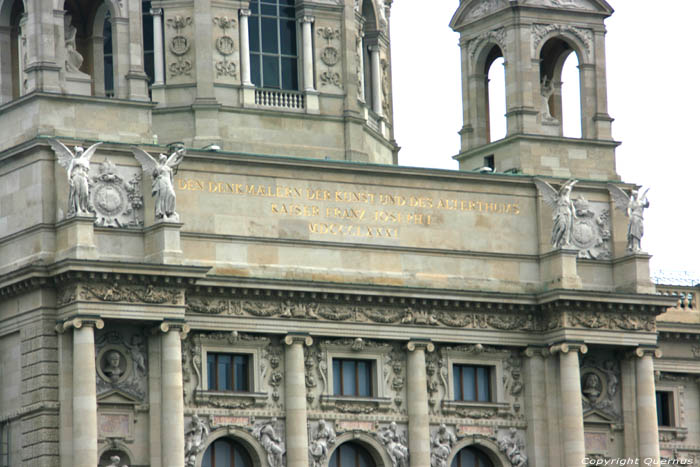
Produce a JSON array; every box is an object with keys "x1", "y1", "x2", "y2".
[
  {"x1": 55, "y1": 215, "x2": 98, "y2": 260},
  {"x1": 65, "y1": 73, "x2": 92, "y2": 96},
  {"x1": 613, "y1": 253, "x2": 655, "y2": 294},
  {"x1": 144, "y1": 221, "x2": 184, "y2": 264},
  {"x1": 540, "y1": 248, "x2": 582, "y2": 290}
]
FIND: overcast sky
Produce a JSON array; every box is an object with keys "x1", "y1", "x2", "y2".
[{"x1": 390, "y1": 1, "x2": 700, "y2": 280}]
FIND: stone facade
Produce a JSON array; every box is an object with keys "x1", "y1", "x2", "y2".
[{"x1": 0, "y1": 1, "x2": 696, "y2": 467}]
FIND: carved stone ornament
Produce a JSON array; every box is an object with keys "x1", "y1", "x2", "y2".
[
  {"x1": 166, "y1": 15, "x2": 193, "y2": 77},
  {"x1": 497, "y1": 428, "x2": 528, "y2": 467},
  {"x1": 95, "y1": 330, "x2": 148, "y2": 401},
  {"x1": 608, "y1": 184, "x2": 650, "y2": 253},
  {"x1": 525, "y1": 0, "x2": 594, "y2": 10},
  {"x1": 90, "y1": 159, "x2": 144, "y2": 228},
  {"x1": 80, "y1": 282, "x2": 181, "y2": 304},
  {"x1": 131, "y1": 145, "x2": 185, "y2": 222},
  {"x1": 213, "y1": 16, "x2": 238, "y2": 79},
  {"x1": 317, "y1": 26, "x2": 342, "y2": 89},
  {"x1": 568, "y1": 311, "x2": 655, "y2": 332},
  {"x1": 377, "y1": 422, "x2": 409, "y2": 467},
  {"x1": 467, "y1": 0, "x2": 507, "y2": 20},
  {"x1": 467, "y1": 27, "x2": 507, "y2": 60},
  {"x1": 430, "y1": 424, "x2": 457, "y2": 467},
  {"x1": 185, "y1": 415, "x2": 210, "y2": 467},
  {"x1": 531, "y1": 23, "x2": 593, "y2": 61},
  {"x1": 580, "y1": 356, "x2": 620, "y2": 420},
  {"x1": 252, "y1": 419, "x2": 285, "y2": 467},
  {"x1": 309, "y1": 419, "x2": 336, "y2": 467}
]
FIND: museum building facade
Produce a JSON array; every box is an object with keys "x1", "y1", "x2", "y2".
[{"x1": 0, "y1": 0, "x2": 698, "y2": 466}]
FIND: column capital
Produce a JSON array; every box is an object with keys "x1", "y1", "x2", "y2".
[
  {"x1": 149, "y1": 8, "x2": 163, "y2": 16},
  {"x1": 284, "y1": 333, "x2": 313, "y2": 347},
  {"x1": 299, "y1": 15, "x2": 315, "y2": 24},
  {"x1": 156, "y1": 321, "x2": 190, "y2": 339},
  {"x1": 549, "y1": 341, "x2": 587, "y2": 355},
  {"x1": 629, "y1": 346, "x2": 662, "y2": 359},
  {"x1": 239, "y1": 9, "x2": 251, "y2": 17},
  {"x1": 368, "y1": 44, "x2": 381, "y2": 53},
  {"x1": 406, "y1": 340, "x2": 435, "y2": 353},
  {"x1": 58, "y1": 317, "x2": 104, "y2": 333},
  {"x1": 523, "y1": 346, "x2": 548, "y2": 358}
]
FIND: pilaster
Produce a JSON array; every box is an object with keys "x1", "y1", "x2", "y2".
[
  {"x1": 540, "y1": 248, "x2": 582, "y2": 290},
  {"x1": 144, "y1": 221, "x2": 184, "y2": 264},
  {"x1": 284, "y1": 333, "x2": 313, "y2": 467},
  {"x1": 55, "y1": 216, "x2": 98, "y2": 261},
  {"x1": 406, "y1": 340, "x2": 434, "y2": 467},
  {"x1": 523, "y1": 347, "x2": 549, "y2": 467}
]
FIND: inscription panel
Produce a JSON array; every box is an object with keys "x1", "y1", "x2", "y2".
[{"x1": 176, "y1": 172, "x2": 536, "y2": 253}]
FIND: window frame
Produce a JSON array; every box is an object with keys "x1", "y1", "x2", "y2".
[
  {"x1": 202, "y1": 437, "x2": 253, "y2": 467},
  {"x1": 445, "y1": 352, "x2": 505, "y2": 406},
  {"x1": 332, "y1": 358, "x2": 375, "y2": 397},
  {"x1": 655, "y1": 386, "x2": 679, "y2": 428},
  {"x1": 201, "y1": 346, "x2": 261, "y2": 394},
  {"x1": 248, "y1": 0, "x2": 300, "y2": 91},
  {"x1": 452, "y1": 364, "x2": 493, "y2": 403},
  {"x1": 207, "y1": 352, "x2": 252, "y2": 393}
]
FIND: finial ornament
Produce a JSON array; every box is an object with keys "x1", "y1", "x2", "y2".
[
  {"x1": 131, "y1": 145, "x2": 185, "y2": 222},
  {"x1": 49, "y1": 138, "x2": 103, "y2": 217},
  {"x1": 607, "y1": 184, "x2": 650, "y2": 253},
  {"x1": 533, "y1": 178, "x2": 578, "y2": 249}
]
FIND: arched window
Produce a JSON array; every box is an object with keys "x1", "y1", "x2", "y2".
[
  {"x1": 451, "y1": 447, "x2": 494, "y2": 467},
  {"x1": 248, "y1": 0, "x2": 298, "y2": 90},
  {"x1": 486, "y1": 54, "x2": 506, "y2": 142},
  {"x1": 0, "y1": 0, "x2": 25, "y2": 103},
  {"x1": 329, "y1": 442, "x2": 376, "y2": 467},
  {"x1": 361, "y1": 0, "x2": 377, "y2": 110},
  {"x1": 141, "y1": 0, "x2": 155, "y2": 87},
  {"x1": 103, "y1": 10, "x2": 114, "y2": 97},
  {"x1": 539, "y1": 37, "x2": 583, "y2": 138},
  {"x1": 202, "y1": 438, "x2": 253, "y2": 467}
]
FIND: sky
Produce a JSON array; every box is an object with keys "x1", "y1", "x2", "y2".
[{"x1": 389, "y1": 1, "x2": 700, "y2": 280}]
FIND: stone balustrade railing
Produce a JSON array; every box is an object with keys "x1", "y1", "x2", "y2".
[
  {"x1": 656, "y1": 285, "x2": 697, "y2": 312},
  {"x1": 254, "y1": 88, "x2": 305, "y2": 110}
]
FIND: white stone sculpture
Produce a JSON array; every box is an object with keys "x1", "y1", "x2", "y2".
[
  {"x1": 125, "y1": 335, "x2": 147, "y2": 377},
  {"x1": 309, "y1": 419, "x2": 336, "y2": 467},
  {"x1": 131, "y1": 145, "x2": 185, "y2": 222},
  {"x1": 64, "y1": 14, "x2": 84, "y2": 73},
  {"x1": 49, "y1": 138, "x2": 102, "y2": 217},
  {"x1": 430, "y1": 424, "x2": 456, "y2": 467},
  {"x1": 253, "y1": 418, "x2": 285, "y2": 467},
  {"x1": 533, "y1": 178, "x2": 578, "y2": 249},
  {"x1": 540, "y1": 76, "x2": 556, "y2": 122},
  {"x1": 105, "y1": 455, "x2": 128, "y2": 467},
  {"x1": 497, "y1": 428, "x2": 528, "y2": 467},
  {"x1": 184, "y1": 414, "x2": 209, "y2": 467},
  {"x1": 378, "y1": 422, "x2": 409, "y2": 467},
  {"x1": 608, "y1": 184, "x2": 650, "y2": 253}
]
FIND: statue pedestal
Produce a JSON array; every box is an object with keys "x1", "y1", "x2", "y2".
[
  {"x1": 540, "y1": 248, "x2": 582, "y2": 290},
  {"x1": 65, "y1": 72, "x2": 92, "y2": 96},
  {"x1": 144, "y1": 221, "x2": 183, "y2": 264},
  {"x1": 55, "y1": 215, "x2": 98, "y2": 260},
  {"x1": 613, "y1": 253, "x2": 655, "y2": 294}
]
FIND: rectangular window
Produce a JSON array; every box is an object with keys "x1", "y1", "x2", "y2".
[
  {"x1": 207, "y1": 353, "x2": 250, "y2": 392},
  {"x1": 248, "y1": 0, "x2": 298, "y2": 90},
  {"x1": 332, "y1": 359, "x2": 373, "y2": 397},
  {"x1": 656, "y1": 391, "x2": 674, "y2": 426},
  {"x1": 454, "y1": 364, "x2": 492, "y2": 402}
]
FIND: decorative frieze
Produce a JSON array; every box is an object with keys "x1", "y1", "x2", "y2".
[
  {"x1": 166, "y1": 15, "x2": 194, "y2": 78},
  {"x1": 317, "y1": 25, "x2": 343, "y2": 89},
  {"x1": 531, "y1": 23, "x2": 594, "y2": 61},
  {"x1": 213, "y1": 16, "x2": 237, "y2": 79},
  {"x1": 467, "y1": 27, "x2": 507, "y2": 60}
]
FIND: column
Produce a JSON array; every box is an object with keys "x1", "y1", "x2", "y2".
[
  {"x1": 160, "y1": 321, "x2": 188, "y2": 467},
  {"x1": 68, "y1": 318, "x2": 104, "y2": 467},
  {"x1": 151, "y1": 8, "x2": 164, "y2": 86},
  {"x1": 369, "y1": 45, "x2": 382, "y2": 115},
  {"x1": 239, "y1": 9, "x2": 252, "y2": 86},
  {"x1": 635, "y1": 347, "x2": 661, "y2": 463},
  {"x1": 523, "y1": 347, "x2": 548, "y2": 467},
  {"x1": 551, "y1": 342, "x2": 587, "y2": 467},
  {"x1": 406, "y1": 340, "x2": 434, "y2": 467},
  {"x1": 284, "y1": 334, "x2": 313, "y2": 467},
  {"x1": 300, "y1": 16, "x2": 315, "y2": 92}
]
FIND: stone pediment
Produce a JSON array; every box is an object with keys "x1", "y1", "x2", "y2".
[
  {"x1": 583, "y1": 408, "x2": 617, "y2": 425},
  {"x1": 451, "y1": 0, "x2": 613, "y2": 29},
  {"x1": 97, "y1": 389, "x2": 141, "y2": 405}
]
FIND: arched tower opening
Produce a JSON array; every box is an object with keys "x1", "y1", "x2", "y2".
[
  {"x1": 484, "y1": 45, "x2": 505, "y2": 143},
  {"x1": 0, "y1": 0, "x2": 25, "y2": 103},
  {"x1": 361, "y1": 0, "x2": 379, "y2": 113},
  {"x1": 201, "y1": 437, "x2": 254, "y2": 467},
  {"x1": 539, "y1": 36, "x2": 583, "y2": 138}
]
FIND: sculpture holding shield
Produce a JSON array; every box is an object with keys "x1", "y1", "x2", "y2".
[{"x1": 131, "y1": 145, "x2": 185, "y2": 222}]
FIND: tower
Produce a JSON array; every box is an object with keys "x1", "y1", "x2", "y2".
[{"x1": 451, "y1": 0, "x2": 618, "y2": 180}]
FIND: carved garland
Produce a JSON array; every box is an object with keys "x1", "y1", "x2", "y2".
[
  {"x1": 467, "y1": 27, "x2": 507, "y2": 61},
  {"x1": 213, "y1": 16, "x2": 237, "y2": 79},
  {"x1": 317, "y1": 26, "x2": 342, "y2": 89},
  {"x1": 166, "y1": 15, "x2": 193, "y2": 77},
  {"x1": 531, "y1": 23, "x2": 593, "y2": 62}
]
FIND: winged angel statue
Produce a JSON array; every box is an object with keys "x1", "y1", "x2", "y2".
[
  {"x1": 130, "y1": 146, "x2": 185, "y2": 222},
  {"x1": 533, "y1": 178, "x2": 578, "y2": 249},
  {"x1": 49, "y1": 138, "x2": 102, "y2": 217},
  {"x1": 607, "y1": 184, "x2": 650, "y2": 253}
]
